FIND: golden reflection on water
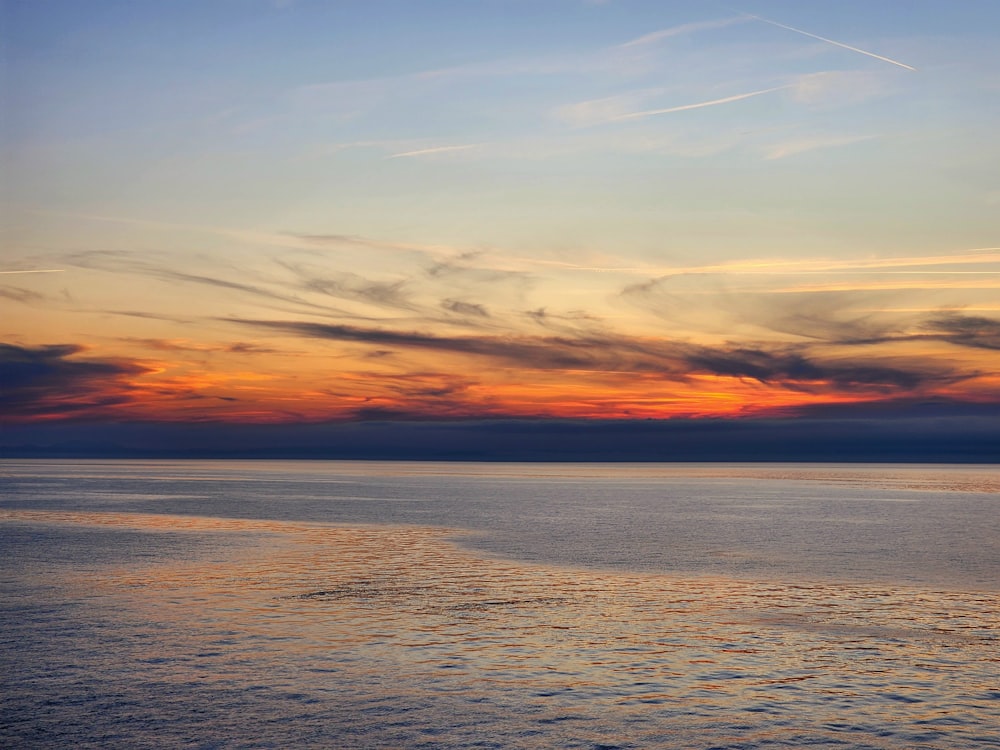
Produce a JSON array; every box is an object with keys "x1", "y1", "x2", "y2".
[{"x1": 4, "y1": 508, "x2": 999, "y2": 749}]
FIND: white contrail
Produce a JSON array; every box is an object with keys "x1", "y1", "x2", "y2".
[
  {"x1": 608, "y1": 85, "x2": 788, "y2": 122},
  {"x1": 388, "y1": 144, "x2": 478, "y2": 159},
  {"x1": 0, "y1": 269, "x2": 65, "y2": 274},
  {"x1": 746, "y1": 12, "x2": 916, "y2": 71}
]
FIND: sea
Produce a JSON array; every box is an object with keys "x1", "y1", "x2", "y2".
[{"x1": 1, "y1": 460, "x2": 998, "y2": 749}]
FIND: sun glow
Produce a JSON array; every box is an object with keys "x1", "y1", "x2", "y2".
[{"x1": 3, "y1": 1, "x2": 999, "y2": 440}]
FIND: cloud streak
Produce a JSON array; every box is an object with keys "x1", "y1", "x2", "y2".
[
  {"x1": 617, "y1": 16, "x2": 750, "y2": 49},
  {"x1": 119, "y1": 338, "x2": 281, "y2": 355},
  {"x1": 924, "y1": 314, "x2": 1000, "y2": 351},
  {"x1": 790, "y1": 314, "x2": 1000, "y2": 357},
  {"x1": 0, "y1": 269, "x2": 65, "y2": 274},
  {"x1": 226, "y1": 318, "x2": 963, "y2": 395},
  {"x1": 0, "y1": 287, "x2": 46, "y2": 304},
  {"x1": 764, "y1": 133, "x2": 877, "y2": 160},
  {"x1": 621, "y1": 249, "x2": 1000, "y2": 280},
  {"x1": 30, "y1": 209, "x2": 473, "y2": 263},
  {"x1": 64, "y1": 251, "x2": 359, "y2": 318},
  {"x1": 744, "y1": 12, "x2": 917, "y2": 71},
  {"x1": 387, "y1": 144, "x2": 479, "y2": 159},
  {"x1": 628, "y1": 271, "x2": 1000, "y2": 354},
  {"x1": 605, "y1": 85, "x2": 788, "y2": 122}
]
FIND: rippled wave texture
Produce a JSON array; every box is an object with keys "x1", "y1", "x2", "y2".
[{"x1": 2, "y1": 461, "x2": 999, "y2": 748}]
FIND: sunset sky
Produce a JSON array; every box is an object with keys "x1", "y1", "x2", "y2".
[{"x1": 3, "y1": 1, "x2": 999, "y2": 457}]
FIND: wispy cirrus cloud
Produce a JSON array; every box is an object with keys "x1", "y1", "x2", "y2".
[
  {"x1": 680, "y1": 344, "x2": 945, "y2": 392},
  {"x1": 65, "y1": 251, "x2": 354, "y2": 317},
  {"x1": 553, "y1": 88, "x2": 666, "y2": 127},
  {"x1": 283, "y1": 11, "x2": 824, "y2": 136},
  {"x1": 773, "y1": 278, "x2": 1000, "y2": 294},
  {"x1": 624, "y1": 262, "x2": 1000, "y2": 354},
  {"x1": 281, "y1": 231, "x2": 474, "y2": 260},
  {"x1": 285, "y1": 9, "x2": 774, "y2": 113},
  {"x1": 764, "y1": 133, "x2": 878, "y2": 160},
  {"x1": 37, "y1": 214, "x2": 534, "y2": 326},
  {"x1": 616, "y1": 16, "x2": 750, "y2": 49},
  {"x1": 0, "y1": 287, "x2": 46, "y2": 304},
  {"x1": 285, "y1": 265, "x2": 417, "y2": 312},
  {"x1": 923, "y1": 313, "x2": 1000, "y2": 351},
  {"x1": 287, "y1": 46, "x2": 625, "y2": 112},
  {"x1": 225, "y1": 317, "x2": 965, "y2": 395},
  {"x1": 789, "y1": 70, "x2": 900, "y2": 110},
  {"x1": 27, "y1": 208, "x2": 474, "y2": 262},
  {"x1": 621, "y1": 249, "x2": 1000, "y2": 280},
  {"x1": 118, "y1": 338, "x2": 281, "y2": 355},
  {"x1": 793, "y1": 312, "x2": 1000, "y2": 354},
  {"x1": 226, "y1": 319, "x2": 615, "y2": 371}
]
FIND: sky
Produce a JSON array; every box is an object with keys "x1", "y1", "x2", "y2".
[{"x1": 2, "y1": 1, "x2": 999, "y2": 459}]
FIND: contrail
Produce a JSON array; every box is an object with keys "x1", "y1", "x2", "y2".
[
  {"x1": 0, "y1": 269, "x2": 65, "y2": 274},
  {"x1": 388, "y1": 144, "x2": 477, "y2": 159},
  {"x1": 745, "y1": 12, "x2": 916, "y2": 71},
  {"x1": 608, "y1": 85, "x2": 788, "y2": 122}
]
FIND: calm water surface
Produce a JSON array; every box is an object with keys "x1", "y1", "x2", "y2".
[{"x1": 2, "y1": 460, "x2": 998, "y2": 748}]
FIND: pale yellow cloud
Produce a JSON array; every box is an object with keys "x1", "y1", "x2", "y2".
[
  {"x1": 790, "y1": 70, "x2": 897, "y2": 109},
  {"x1": 774, "y1": 278, "x2": 1000, "y2": 293},
  {"x1": 660, "y1": 250, "x2": 1000, "y2": 277},
  {"x1": 764, "y1": 134, "x2": 878, "y2": 160},
  {"x1": 0, "y1": 269, "x2": 65, "y2": 274},
  {"x1": 495, "y1": 249, "x2": 1000, "y2": 278},
  {"x1": 554, "y1": 89, "x2": 665, "y2": 127}
]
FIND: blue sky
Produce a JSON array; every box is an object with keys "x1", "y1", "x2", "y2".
[{"x1": 7, "y1": 0, "x2": 998, "y2": 239}]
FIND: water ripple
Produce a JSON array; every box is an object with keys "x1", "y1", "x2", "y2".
[{"x1": 3, "y1": 510, "x2": 999, "y2": 748}]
